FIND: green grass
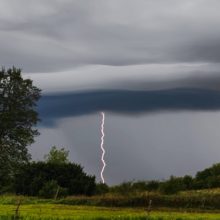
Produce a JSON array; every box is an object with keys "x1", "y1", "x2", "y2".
[
  {"x1": 2, "y1": 191, "x2": 220, "y2": 219},
  {"x1": 1, "y1": 204, "x2": 220, "y2": 219}
]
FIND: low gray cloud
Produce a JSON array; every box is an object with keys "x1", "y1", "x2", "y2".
[{"x1": 25, "y1": 63, "x2": 220, "y2": 94}]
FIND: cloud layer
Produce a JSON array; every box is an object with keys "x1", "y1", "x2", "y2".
[
  {"x1": 1, "y1": 0, "x2": 220, "y2": 72},
  {"x1": 38, "y1": 88, "x2": 220, "y2": 126},
  {"x1": 1, "y1": 0, "x2": 220, "y2": 126}
]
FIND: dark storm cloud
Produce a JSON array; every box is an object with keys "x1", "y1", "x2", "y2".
[
  {"x1": 2, "y1": 0, "x2": 220, "y2": 73},
  {"x1": 38, "y1": 88, "x2": 220, "y2": 126}
]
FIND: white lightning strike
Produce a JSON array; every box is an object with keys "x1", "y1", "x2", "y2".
[{"x1": 100, "y1": 112, "x2": 106, "y2": 183}]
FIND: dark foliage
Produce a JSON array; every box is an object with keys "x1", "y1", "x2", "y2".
[
  {"x1": 0, "y1": 67, "x2": 41, "y2": 191},
  {"x1": 109, "y1": 181, "x2": 160, "y2": 195},
  {"x1": 159, "y1": 176, "x2": 186, "y2": 194},
  {"x1": 95, "y1": 183, "x2": 109, "y2": 195},
  {"x1": 145, "y1": 180, "x2": 160, "y2": 191},
  {"x1": 14, "y1": 161, "x2": 96, "y2": 197},
  {"x1": 106, "y1": 163, "x2": 220, "y2": 196},
  {"x1": 38, "y1": 180, "x2": 68, "y2": 199},
  {"x1": 194, "y1": 163, "x2": 220, "y2": 189}
]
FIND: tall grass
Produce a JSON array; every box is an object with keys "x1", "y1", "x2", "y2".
[{"x1": 55, "y1": 191, "x2": 220, "y2": 210}]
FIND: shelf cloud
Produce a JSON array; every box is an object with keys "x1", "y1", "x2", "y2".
[{"x1": 39, "y1": 88, "x2": 220, "y2": 126}]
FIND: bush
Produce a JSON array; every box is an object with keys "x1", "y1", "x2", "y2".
[
  {"x1": 14, "y1": 161, "x2": 96, "y2": 196},
  {"x1": 146, "y1": 180, "x2": 160, "y2": 191},
  {"x1": 38, "y1": 180, "x2": 68, "y2": 199},
  {"x1": 110, "y1": 182, "x2": 133, "y2": 195},
  {"x1": 96, "y1": 183, "x2": 109, "y2": 195},
  {"x1": 39, "y1": 180, "x2": 59, "y2": 198},
  {"x1": 132, "y1": 181, "x2": 148, "y2": 192},
  {"x1": 159, "y1": 176, "x2": 186, "y2": 194}
]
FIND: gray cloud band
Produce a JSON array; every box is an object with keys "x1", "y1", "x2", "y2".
[{"x1": 38, "y1": 88, "x2": 220, "y2": 126}]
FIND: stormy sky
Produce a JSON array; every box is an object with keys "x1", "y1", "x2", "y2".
[{"x1": 2, "y1": 0, "x2": 220, "y2": 184}]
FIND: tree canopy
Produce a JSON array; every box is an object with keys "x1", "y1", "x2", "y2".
[
  {"x1": 44, "y1": 146, "x2": 70, "y2": 164},
  {"x1": 0, "y1": 67, "x2": 41, "y2": 189},
  {"x1": 15, "y1": 161, "x2": 96, "y2": 197}
]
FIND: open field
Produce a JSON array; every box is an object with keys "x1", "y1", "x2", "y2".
[
  {"x1": 2, "y1": 188, "x2": 220, "y2": 206},
  {"x1": 2, "y1": 204, "x2": 220, "y2": 220},
  {"x1": 2, "y1": 194, "x2": 220, "y2": 220},
  {"x1": 2, "y1": 188, "x2": 220, "y2": 210}
]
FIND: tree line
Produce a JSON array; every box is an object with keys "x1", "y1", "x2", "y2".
[
  {"x1": 14, "y1": 146, "x2": 96, "y2": 198},
  {"x1": 96, "y1": 162, "x2": 220, "y2": 195}
]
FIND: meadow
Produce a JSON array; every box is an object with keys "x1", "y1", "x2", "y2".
[
  {"x1": 1, "y1": 204, "x2": 220, "y2": 220},
  {"x1": 2, "y1": 190, "x2": 220, "y2": 220}
]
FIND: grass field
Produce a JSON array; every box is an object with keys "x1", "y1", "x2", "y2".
[
  {"x1": 2, "y1": 204, "x2": 220, "y2": 220},
  {"x1": 2, "y1": 192, "x2": 220, "y2": 219},
  {"x1": 3, "y1": 188, "x2": 220, "y2": 210}
]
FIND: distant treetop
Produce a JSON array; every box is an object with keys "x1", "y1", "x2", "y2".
[{"x1": 44, "y1": 146, "x2": 70, "y2": 164}]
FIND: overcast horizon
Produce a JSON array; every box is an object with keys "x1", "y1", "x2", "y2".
[{"x1": 2, "y1": 0, "x2": 220, "y2": 184}]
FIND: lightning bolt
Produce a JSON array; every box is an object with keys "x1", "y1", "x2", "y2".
[{"x1": 100, "y1": 112, "x2": 106, "y2": 183}]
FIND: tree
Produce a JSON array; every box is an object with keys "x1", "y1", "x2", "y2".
[
  {"x1": 182, "y1": 175, "x2": 193, "y2": 190},
  {"x1": 0, "y1": 67, "x2": 41, "y2": 190},
  {"x1": 194, "y1": 163, "x2": 220, "y2": 189},
  {"x1": 146, "y1": 180, "x2": 160, "y2": 191},
  {"x1": 159, "y1": 176, "x2": 186, "y2": 194},
  {"x1": 95, "y1": 183, "x2": 109, "y2": 195},
  {"x1": 44, "y1": 146, "x2": 70, "y2": 164}
]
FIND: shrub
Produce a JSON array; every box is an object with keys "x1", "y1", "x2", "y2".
[
  {"x1": 159, "y1": 176, "x2": 186, "y2": 194},
  {"x1": 38, "y1": 180, "x2": 68, "y2": 199},
  {"x1": 96, "y1": 183, "x2": 109, "y2": 195}
]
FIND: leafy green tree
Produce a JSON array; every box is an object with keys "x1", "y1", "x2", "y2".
[
  {"x1": 159, "y1": 176, "x2": 186, "y2": 194},
  {"x1": 44, "y1": 146, "x2": 69, "y2": 164},
  {"x1": 182, "y1": 175, "x2": 193, "y2": 190},
  {"x1": 0, "y1": 67, "x2": 41, "y2": 190},
  {"x1": 194, "y1": 163, "x2": 220, "y2": 189},
  {"x1": 95, "y1": 183, "x2": 109, "y2": 195}
]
